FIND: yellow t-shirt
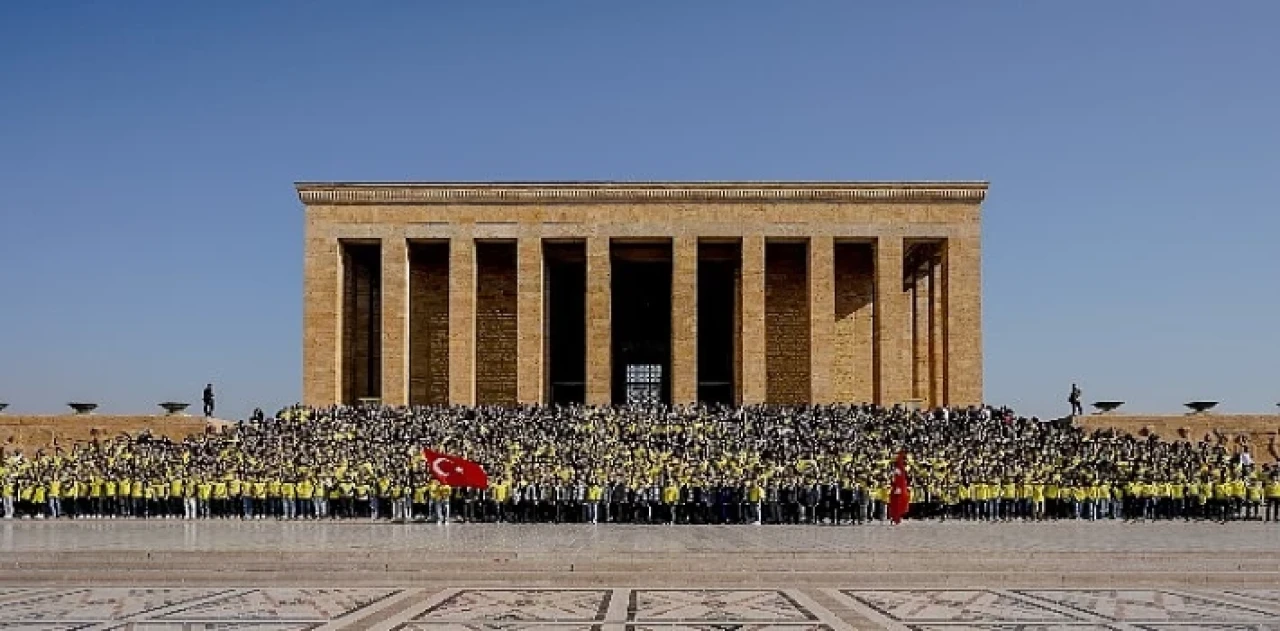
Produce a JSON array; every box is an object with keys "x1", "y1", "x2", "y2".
[{"x1": 432, "y1": 484, "x2": 452, "y2": 501}]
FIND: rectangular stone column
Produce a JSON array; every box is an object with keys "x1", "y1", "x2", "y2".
[
  {"x1": 585, "y1": 237, "x2": 611, "y2": 405},
  {"x1": 303, "y1": 235, "x2": 341, "y2": 405},
  {"x1": 516, "y1": 237, "x2": 544, "y2": 404},
  {"x1": 380, "y1": 235, "x2": 409, "y2": 406},
  {"x1": 740, "y1": 236, "x2": 767, "y2": 404},
  {"x1": 874, "y1": 236, "x2": 911, "y2": 406},
  {"x1": 945, "y1": 236, "x2": 983, "y2": 406},
  {"x1": 448, "y1": 234, "x2": 475, "y2": 406},
  {"x1": 809, "y1": 236, "x2": 835, "y2": 405},
  {"x1": 912, "y1": 266, "x2": 931, "y2": 404},
  {"x1": 929, "y1": 259, "x2": 945, "y2": 407},
  {"x1": 671, "y1": 236, "x2": 698, "y2": 405}
]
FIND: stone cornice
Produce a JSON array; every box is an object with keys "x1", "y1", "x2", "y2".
[{"x1": 295, "y1": 181, "x2": 988, "y2": 205}]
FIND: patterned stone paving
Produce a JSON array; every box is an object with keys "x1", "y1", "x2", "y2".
[
  {"x1": 842, "y1": 589, "x2": 1077, "y2": 623},
  {"x1": 629, "y1": 590, "x2": 816, "y2": 622},
  {"x1": 0, "y1": 588, "x2": 233, "y2": 622},
  {"x1": 1017, "y1": 589, "x2": 1279, "y2": 622},
  {"x1": 413, "y1": 590, "x2": 611, "y2": 622},
  {"x1": 627, "y1": 626, "x2": 831, "y2": 631},
  {"x1": 0, "y1": 588, "x2": 1272, "y2": 629},
  {"x1": 1131, "y1": 625, "x2": 1280, "y2": 631},
  {"x1": 117, "y1": 624, "x2": 320, "y2": 631},
  {"x1": 157, "y1": 588, "x2": 398, "y2": 621},
  {"x1": 0, "y1": 625, "x2": 96, "y2": 631},
  {"x1": 1225, "y1": 589, "x2": 1280, "y2": 606},
  {"x1": 834, "y1": 588, "x2": 1280, "y2": 629},
  {"x1": 901, "y1": 625, "x2": 1115, "y2": 631}
]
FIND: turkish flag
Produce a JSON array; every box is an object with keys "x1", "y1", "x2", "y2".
[
  {"x1": 422, "y1": 448, "x2": 489, "y2": 489},
  {"x1": 888, "y1": 450, "x2": 911, "y2": 525}
]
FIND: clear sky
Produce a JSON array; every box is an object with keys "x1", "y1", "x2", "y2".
[{"x1": 1, "y1": 2, "x2": 1277, "y2": 420}]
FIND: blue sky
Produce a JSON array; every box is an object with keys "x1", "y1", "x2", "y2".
[{"x1": 1, "y1": 2, "x2": 1277, "y2": 420}]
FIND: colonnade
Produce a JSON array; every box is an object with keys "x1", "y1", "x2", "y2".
[{"x1": 307, "y1": 234, "x2": 982, "y2": 409}]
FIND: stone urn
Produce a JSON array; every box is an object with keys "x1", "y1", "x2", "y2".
[
  {"x1": 0, "y1": 402, "x2": 7, "y2": 413},
  {"x1": 68, "y1": 402, "x2": 98, "y2": 415},
  {"x1": 1091, "y1": 401, "x2": 1124, "y2": 414},
  {"x1": 1184, "y1": 401, "x2": 1218, "y2": 414},
  {"x1": 158, "y1": 402, "x2": 190, "y2": 416}
]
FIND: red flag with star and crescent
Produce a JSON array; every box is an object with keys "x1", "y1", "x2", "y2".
[
  {"x1": 888, "y1": 450, "x2": 911, "y2": 525},
  {"x1": 422, "y1": 448, "x2": 489, "y2": 489}
]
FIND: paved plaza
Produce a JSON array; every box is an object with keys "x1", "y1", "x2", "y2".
[
  {"x1": 1, "y1": 522, "x2": 1278, "y2": 629},
  {"x1": 0, "y1": 586, "x2": 1278, "y2": 630},
  {"x1": 4, "y1": 520, "x2": 1278, "y2": 554}
]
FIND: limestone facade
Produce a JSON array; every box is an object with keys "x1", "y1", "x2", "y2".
[{"x1": 299, "y1": 181, "x2": 987, "y2": 407}]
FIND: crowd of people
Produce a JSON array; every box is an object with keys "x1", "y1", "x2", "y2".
[{"x1": 2, "y1": 403, "x2": 1279, "y2": 524}]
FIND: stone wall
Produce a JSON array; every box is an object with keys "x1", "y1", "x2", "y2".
[
  {"x1": 765, "y1": 242, "x2": 811, "y2": 404},
  {"x1": 833, "y1": 243, "x2": 874, "y2": 403},
  {"x1": 475, "y1": 242, "x2": 518, "y2": 405},
  {"x1": 1, "y1": 415, "x2": 223, "y2": 455},
  {"x1": 1078, "y1": 414, "x2": 1280, "y2": 462},
  {"x1": 409, "y1": 242, "x2": 450, "y2": 405}
]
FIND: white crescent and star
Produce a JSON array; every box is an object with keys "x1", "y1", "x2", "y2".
[{"x1": 430, "y1": 456, "x2": 464, "y2": 479}]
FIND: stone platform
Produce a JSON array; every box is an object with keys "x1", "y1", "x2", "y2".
[
  {"x1": 2, "y1": 522, "x2": 1280, "y2": 629},
  {"x1": 1077, "y1": 413, "x2": 1280, "y2": 462},
  {"x1": 0, "y1": 414, "x2": 229, "y2": 454}
]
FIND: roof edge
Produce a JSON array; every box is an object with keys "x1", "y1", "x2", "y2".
[{"x1": 295, "y1": 181, "x2": 989, "y2": 205}]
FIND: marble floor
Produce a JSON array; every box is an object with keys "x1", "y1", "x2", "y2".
[
  {"x1": 3, "y1": 520, "x2": 1279, "y2": 554},
  {"x1": 2, "y1": 523, "x2": 1278, "y2": 627},
  {"x1": 0, "y1": 587, "x2": 1276, "y2": 630}
]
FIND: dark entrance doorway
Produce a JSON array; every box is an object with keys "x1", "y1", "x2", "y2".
[
  {"x1": 611, "y1": 243, "x2": 672, "y2": 405},
  {"x1": 341, "y1": 241, "x2": 381, "y2": 404},
  {"x1": 546, "y1": 242, "x2": 586, "y2": 405},
  {"x1": 697, "y1": 242, "x2": 740, "y2": 405}
]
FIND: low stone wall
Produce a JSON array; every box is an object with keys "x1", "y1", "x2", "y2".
[
  {"x1": 1077, "y1": 414, "x2": 1280, "y2": 462},
  {"x1": 5, "y1": 412, "x2": 1277, "y2": 463},
  {"x1": 1, "y1": 415, "x2": 224, "y2": 454}
]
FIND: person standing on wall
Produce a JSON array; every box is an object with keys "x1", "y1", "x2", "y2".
[
  {"x1": 203, "y1": 384, "x2": 215, "y2": 418},
  {"x1": 1068, "y1": 383, "x2": 1083, "y2": 417}
]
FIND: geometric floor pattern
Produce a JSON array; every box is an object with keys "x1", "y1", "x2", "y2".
[
  {"x1": 0, "y1": 588, "x2": 1275, "y2": 630},
  {"x1": 836, "y1": 588, "x2": 1280, "y2": 630},
  {"x1": 629, "y1": 590, "x2": 818, "y2": 623}
]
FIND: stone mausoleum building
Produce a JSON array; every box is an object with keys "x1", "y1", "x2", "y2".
[{"x1": 298, "y1": 181, "x2": 985, "y2": 409}]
